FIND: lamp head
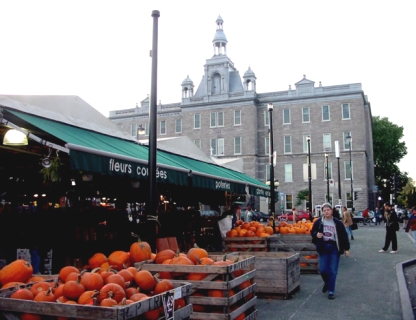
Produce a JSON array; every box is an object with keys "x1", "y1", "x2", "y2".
[
  {"x1": 306, "y1": 136, "x2": 311, "y2": 142},
  {"x1": 268, "y1": 103, "x2": 273, "y2": 111},
  {"x1": 3, "y1": 129, "x2": 28, "y2": 146}
]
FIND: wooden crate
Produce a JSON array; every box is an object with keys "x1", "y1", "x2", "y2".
[
  {"x1": 139, "y1": 253, "x2": 257, "y2": 320},
  {"x1": 269, "y1": 234, "x2": 319, "y2": 273},
  {"x1": 0, "y1": 281, "x2": 192, "y2": 320},
  {"x1": 249, "y1": 251, "x2": 300, "y2": 299},
  {"x1": 222, "y1": 236, "x2": 268, "y2": 252}
]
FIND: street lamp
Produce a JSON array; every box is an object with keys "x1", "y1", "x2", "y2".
[
  {"x1": 325, "y1": 153, "x2": 329, "y2": 202},
  {"x1": 268, "y1": 103, "x2": 275, "y2": 227},
  {"x1": 346, "y1": 134, "x2": 353, "y2": 212},
  {"x1": 306, "y1": 136, "x2": 312, "y2": 214}
]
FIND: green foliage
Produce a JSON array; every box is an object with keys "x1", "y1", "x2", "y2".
[
  {"x1": 373, "y1": 116, "x2": 408, "y2": 201},
  {"x1": 40, "y1": 156, "x2": 61, "y2": 183},
  {"x1": 296, "y1": 189, "x2": 309, "y2": 206}
]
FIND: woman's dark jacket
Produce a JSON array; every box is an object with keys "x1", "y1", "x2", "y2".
[{"x1": 311, "y1": 217, "x2": 350, "y2": 255}]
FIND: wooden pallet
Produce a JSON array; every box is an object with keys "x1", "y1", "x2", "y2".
[
  {"x1": 0, "y1": 281, "x2": 192, "y2": 320},
  {"x1": 222, "y1": 236, "x2": 268, "y2": 252},
  {"x1": 139, "y1": 253, "x2": 257, "y2": 320}
]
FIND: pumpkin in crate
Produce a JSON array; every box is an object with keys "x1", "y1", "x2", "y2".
[
  {"x1": 154, "y1": 278, "x2": 174, "y2": 294},
  {"x1": 20, "y1": 313, "x2": 41, "y2": 320},
  {"x1": 134, "y1": 270, "x2": 156, "y2": 292},
  {"x1": 187, "y1": 245, "x2": 208, "y2": 264},
  {"x1": 108, "y1": 251, "x2": 130, "y2": 270},
  {"x1": 0, "y1": 259, "x2": 33, "y2": 285},
  {"x1": 80, "y1": 269, "x2": 104, "y2": 291},
  {"x1": 88, "y1": 253, "x2": 107, "y2": 269},
  {"x1": 10, "y1": 287, "x2": 34, "y2": 300},
  {"x1": 59, "y1": 266, "x2": 79, "y2": 283},
  {"x1": 130, "y1": 238, "x2": 152, "y2": 264},
  {"x1": 155, "y1": 249, "x2": 175, "y2": 264}
]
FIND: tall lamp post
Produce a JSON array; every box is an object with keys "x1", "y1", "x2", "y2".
[
  {"x1": 306, "y1": 136, "x2": 312, "y2": 214},
  {"x1": 335, "y1": 141, "x2": 342, "y2": 206},
  {"x1": 346, "y1": 134, "x2": 353, "y2": 212},
  {"x1": 268, "y1": 103, "x2": 276, "y2": 231},
  {"x1": 325, "y1": 153, "x2": 329, "y2": 202}
]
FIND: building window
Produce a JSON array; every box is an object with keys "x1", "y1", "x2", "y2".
[
  {"x1": 264, "y1": 111, "x2": 270, "y2": 126},
  {"x1": 194, "y1": 140, "x2": 201, "y2": 149},
  {"x1": 283, "y1": 109, "x2": 290, "y2": 124},
  {"x1": 145, "y1": 122, "x2": 149, "y2": 136},
  {"x1": 343, "y1": 132, "x2": 352, "y2": 150},
  {"x1": 285, "y1": 194, "x2": 293, "y2": 210},
  {"x1": 218, "y1": 138, "x2": 224, "y2": 155},
  {"x1": 234, "y1": 110, "x2": 241, "y2": 126},
  {"x1": 322, "y1": 105, "x2": 330, "y2": 121},
  {"x1": 303, "y1": 163, "x2": 317, "y2": 181},
  {"x1": 344, "y1": 161, "x2": 353, "y2": 179},
  {"x1": 131, "y1": 123, "x2": 137, "y2": 137},
  {"x1": 324, "y1": 162, "x2": 333, "y2": 180},
  {"x1": 303, "y1": 135, "x2": 311, "y2": 153},
  {"x1": 218, "y1": 112, "x2": 224, "y2": 127},
  {"x1": 210, "y1": 112, "x2": 216, "y2": 127},
  {"x1": 323, "y1": 133, "x2": 331, "y2": 152},
  {"x1": 265, "y1": 164, "x2": 271, "y2": 182},
  {"x1": 210, "y1": 138, "x2": 224, "y2": 156},
  {"x1": 265, "y1": 136, "x2": 270, "y2": 155},
  {"x1": 284, "y1": 136, "x2": 292, "y2": 154},
  {"x1": 346, "y1": 192, "x2": 352, "y2": 209},
  {"x1": 194, "y1": 114, "x2": 201, "y2": 129},
  {"x1": 285, "y1": 164, "x2": 293, "y2": 182},
  {"x1": 342, "y1": 103, "x2": 350, "y2": 120},
  {"x1": 175, "y1": 119, "x2": 182, "y2": 133},
  {"x1": 160, "y1": 120, "x2": 166, "y2": 135},
  {"x1": 210, "y1": 139, "x2": 217, "y2": 155},
  {"x1": 302, "y1": 107, "x2": 310, "y2": 123},
  {"x1": 234, "y1": 137, "x2": 241, "y2": 154}
]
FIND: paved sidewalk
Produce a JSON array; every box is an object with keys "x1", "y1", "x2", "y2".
[{"x1": 256, "y1": 224, "x2": 415, "y2": 320}]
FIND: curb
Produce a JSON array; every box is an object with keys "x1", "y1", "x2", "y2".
[{"x1": 396, "y1": 257, "x2": 416, "y2": 320}]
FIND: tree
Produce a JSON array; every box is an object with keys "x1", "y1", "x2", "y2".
[
  {"x1": 373, "y1": 116, "x2": 408, "y2": 203},
  {"x1": 398, "y1": 178, "x2": 416, "y2": 208},
  {"x1": 296, "y1": 189, "x2": 309, "y2": 206}
]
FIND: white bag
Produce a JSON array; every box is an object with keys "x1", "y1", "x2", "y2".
[{"x1": 218, "y1": 215, "x2": 232, "y2": 237}]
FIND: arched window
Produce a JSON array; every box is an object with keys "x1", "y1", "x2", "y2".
[{"x1": 211, "y1": 73, "x2": 221, "y2": 94}]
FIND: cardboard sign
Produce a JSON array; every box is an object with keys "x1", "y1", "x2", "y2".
[{"x1": 162, "y1": 290, "x2": 174, "y2": 320}]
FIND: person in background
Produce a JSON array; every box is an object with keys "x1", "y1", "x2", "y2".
[
  {"x1": 405, "y1": 207, "x2": 416, "y2": 249},
  {"x1": 342, "y1": 206, "x2": 354, "y2": 240},
  {"x1": 311, "y1": 203, "x2": 350, "y2": 300},
  {"x1": 402, "y1": 208, "x2": 409, "y2": 230},
  {"x1": 291, "y1": 207, "x2": 298, "y2": 224},
  {"x1": 374, "y1": 207, "x2": 381, "y2": 225},
  {"x1": 379, "y1": 202, "x2": 399, "y2": 254},
  {"x1": 245, "y1": 206, "x2": 253, "y2": 222}
]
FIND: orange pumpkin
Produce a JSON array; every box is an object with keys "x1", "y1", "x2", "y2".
[
  {"x1": 154, "y1": 279, "x2": 174, "y2": 295},
  {"x1": 0, "y1": 260, "x2": 33, "y2": 285},
  {"x1": 78, "y1": 290, "x2": 99, "y2": 305},
  {"x1": 10, "y1": 287, "x2": 34, "y2": 300},
  {"x1": 98, "y1": 283, "x2": 126, "y2": 303},
  {"x1": 80, "y1": 269, "x2": 104, "y2": 291},
  {"x1": 129, "y1": 239, "x2": 152, "y2": 264},
  {"x1": 62, "y1": 274, "x2": 86, "y2": 300},
  {"x1": 108, "y1": 251, "x2": 130, "y2": 271},
  {"x1": 187, "y1": 246, "x2": 208, "y2": 264},
  {"x1": 88, "y1": 253, "x2": 107, "y2": 269},
  {"x1": 33, "y1": 287, "x2": 56, "y2": 302},
  {"x1": 20, "y1": 313, "x2": 41, "y2": 320},
  {"x1": 58, "y1": 266, "x2": 79, "y2": 283},
  {"x1": 134, "y1": 270, "x2": 156, "y2": 292},
  {"x1": 155, "y1": 249, "x2": 176, "y2": 264}
]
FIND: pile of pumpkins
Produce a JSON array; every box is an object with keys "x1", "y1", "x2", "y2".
[
  {"x1": 276, "y1": 220, "x2": 315, "y2": 234},
  {"x1": 225, "y1": 220, "x2": 274, "y2": 238},
  {"x1": 0, "y1": 239, "x2": 250, "y2": 320}
]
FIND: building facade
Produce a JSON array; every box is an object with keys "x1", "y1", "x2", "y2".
[{"x1": 109, "y1": 16, "x2": 375, "y2": 213}]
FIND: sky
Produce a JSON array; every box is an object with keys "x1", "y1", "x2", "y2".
[{"x1": 1, "y1": 0, "x2": 415, "y2": 179}]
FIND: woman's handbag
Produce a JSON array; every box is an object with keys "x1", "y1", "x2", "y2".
[{"x1": 351, "y1": 222, "x2": 358, "y2": 230}]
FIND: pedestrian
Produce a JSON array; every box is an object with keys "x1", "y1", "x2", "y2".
[
  {"x1": 342, "y1": 206, "x2": 354, "y2": 240},
  {"x1": 378, "y1": 202, "x2": 399, "y2": 254},
  {"x1": 402, "y1": 208, "x2": 409, "y2": 230},
  {"x1": 405, "y1": 206, "x2": 416, "y2": 248},
  {"x1": 311, "y1": 203, "x2": 350, "y2": 300},
  {"x1": 245, "y1": 206, "x2": 253, "y2": 222},
  {"x1": 374, "y1": 207, "x2": 381, "y2": 225},
  {"x1": 291, "y1": 207, "x2": 297, "y2": 224}
]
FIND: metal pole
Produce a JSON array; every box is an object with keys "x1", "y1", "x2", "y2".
[
  {"x1": 307, "y1": 136, "x2": 312, "y2": 214},
  {"x1": 325, "y1": 153, "x2": 329, "y2": 202},
  {"x1": 268, "y1": 103, "x2": 275, "y2": 233},
  {"x1": 335, "y1": 141, "x2": 342, "y2": 206},
  {"x1": 148, "y1": 10, "x2": 160, "y2": 252},
  {"x1": 349, "y1": 137, "x2": 353, "y2": 212}
]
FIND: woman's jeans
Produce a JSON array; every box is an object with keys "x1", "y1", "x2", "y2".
[
  {"x1": 411, "y1": 230, "x2": 416, "y2": 248},
  {"x1": 319, "y1": 242, "x2": 340, "y2": 294}
]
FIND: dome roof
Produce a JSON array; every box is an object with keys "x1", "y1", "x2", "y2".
[
  {"x1": 213, "y1": 29, "x2": 227, "y2": 43},
  {"x1": 244, "y1": 66, "x2": 256, "y2": 78},
  {"x1": 182, "y1": 75, "x2": 193, "y2": 85}
]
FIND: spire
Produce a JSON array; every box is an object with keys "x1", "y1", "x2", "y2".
[{"x1": 212, "y1": 15, "x2": 227, "y2": 55}]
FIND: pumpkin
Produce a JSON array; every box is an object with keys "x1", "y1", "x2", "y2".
[
  {"x1": 143, "y1": 308, "x2": 161, "y2": 320},
  {"x1": 129, "y1": 292, "x2": 149, "y2": 302},
  {"x1": 126, "y1": 266, "x2": 138, "y2": 277},
  {"x1": 134, "y1": 270, "x2": 156, "y2": 292},
  {"x1": 105, "y1": 274, "x2": 127, "y2": 290},
  {"x1": 53, "y1": 283, "x2": 65, "y2": 299},
  {"x1": 62, "y1": 274, "x2": 86, "y2": 300},
  {"x1": 264, "y1": 226, "x2": 274, "y2": 235},
  {"x1": 1, "y1": 281, "x2": 25, "y2": 289},
  {"x1": 118, "y1": 297, "x2": 134, "y2": 305},
  {"x1": 187, "y1": 246, "x2": 208, "y2": 264},
  {"x1": 10, "y1": 287, "x2": 34, "y2": 300},
  {"x1": 30, "y1": 281, "x2": 52, "y2": 297},
  {"x1": 0, "y1": 260, "x2": 33, "y2": 285},
  {"x1": 108, "y1": 251, "x2": 130, "y2": 271},
  {"x1": 65, "y1": 271, "x2": 80, "y2": 283},
  {"x1": 154, "y1": 279, "x2": 173, "y2": 295},
  {"x1": 88, "y1": 253, "x2": 107, "y2": 269},
  {"x1": 117, "y1": 269, "x2": 134, "y2": 283},
  {"x1": 130, "y1": 238, "x2": 152, "y2": 264},
  {"x1": 26, "y1": 276, "x2": 45, "y2": 283},
  {"x1": 58, "y1": 266, "x2": 79, "y2": 283},
  {"x1": 33, "y1": 287, "x2": 56, "y2": 302},
  {"x1": 78, "y1": 290, "x2": 99, "y2": 305},
  {"x1": 99, "y1": 283, "x2": 126, "y2": 303},
  {"x1": 155, "y1": 249, "x2": 175, "y2": 264},
  {"x1": 80, "y1": 269, "x2": 104, "y2": 291},
  {"x1": 125, "y1": 287, "x2": 140, "y2": 298},
  {"x1": 174, "y1": 298, "x2": 186, "y2": 310},
  {"x1": 158, "y1": 259, "x2": 173, "y2": 279},
  {"x1": 20, "y1": 313, "x2": 41, "y2": 320},
  {"x1": 100, "y1": 291, "x2": 117, "y2": 307}
]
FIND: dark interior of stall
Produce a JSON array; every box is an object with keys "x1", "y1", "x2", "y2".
[{"x1": 0, "y1": 122, "x2": 240, "y2": 273}]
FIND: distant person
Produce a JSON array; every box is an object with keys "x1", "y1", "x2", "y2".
[
  {"x1": 405, "y1": 207, "x2": 416, "y2": 249},
  {"x1": 311, "y1": 203, "x2": 350, "y2": 300},
  {"x1": 291, "y1": 207, "x2": 298, "y2": 224},
  {"x1": 342, "y1": 206, "x2": 354, "y2": 240},
  {"x1": 374, "y1": 207, "x2": 381, "y2": 225},
  {"x1": 245, "y1": 206, "x2": 253, "y2": 222},
  {"x1": 402, "y1": 208, "x2": 409, "y2": 230},
  {"x1": 378, "y1": 203, "x2": 399, "y2": 253}
]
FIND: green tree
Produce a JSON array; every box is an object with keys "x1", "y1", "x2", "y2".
[{"x1": 373, "y1": 116, "x2": 408, "y2": 203}]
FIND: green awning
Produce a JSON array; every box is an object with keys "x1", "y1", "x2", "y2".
[{"x1": 7, "y1": 110, "x2": 270, "y2": 196}]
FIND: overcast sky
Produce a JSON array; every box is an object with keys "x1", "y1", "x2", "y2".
[{"x1": 1, "y1": 0, "x2": 415, "y2": 179}]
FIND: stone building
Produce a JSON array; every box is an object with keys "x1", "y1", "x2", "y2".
[{"x1": 109, "y1": 16, "x2": 375, "y2": 213}]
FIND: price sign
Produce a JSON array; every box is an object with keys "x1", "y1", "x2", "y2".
[{"x1": 162, "y1": 290, "x2": 174, "y2": 320}]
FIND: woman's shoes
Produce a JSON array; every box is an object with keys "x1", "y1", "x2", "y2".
[
  {"x1": 322, "y1": 284, "x2": 328, "y2": 293},
  {"x1": 328, "y1": 293, "x2": 335, "y2": 300}
]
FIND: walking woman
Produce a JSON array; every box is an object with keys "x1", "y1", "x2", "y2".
[
  {"x1": 311, "y1": 203, "x2": 350, "y2": 300},
  {"x1": 378, "y1": 202, "x2": 399, "y2": 253}
]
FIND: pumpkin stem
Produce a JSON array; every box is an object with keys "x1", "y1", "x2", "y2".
[
  {"x1": 153, "y1": 273, "x2": 161, "y2": 283},
  {"x1": 194, "y1": 255, "x2": 202, "y2": 265},
  {"x1": 91, "y1": 267, "x2": 101, "y2": 273},
  {"x1": 45, "y1": 287, "x2": 54, "y2": 296},
  {"x1": 222, "y1": 254, "x2": 228, "y2": 261},
  {"x1": 193, "y1": 243, "x2": 200, "y2": 248}
]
